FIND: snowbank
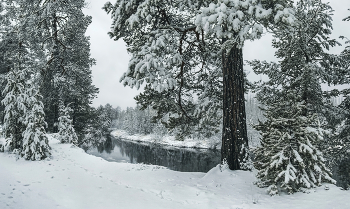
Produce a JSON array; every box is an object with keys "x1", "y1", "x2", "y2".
[
  {"x1": 111, "y1": 130, "x2": 221, "y2": 149},
  {"x1": 0, "y1": 135, "x2": 349, "y2": 209}
]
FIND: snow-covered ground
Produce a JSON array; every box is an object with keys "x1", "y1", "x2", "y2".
[
  {"x1": 111, "y1": 130, "x2": 221, "y2": 149},
  {"x1": 0, "y1": 135, "x2": 349, "y2": 209}
]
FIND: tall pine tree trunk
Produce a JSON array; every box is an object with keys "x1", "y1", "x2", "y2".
[
  {"x1": 221, "y1": 43, "x2": 248, "y2": 170},
  {"x1": 42, "y1": 12, "x2": 60, "y2": 133}
]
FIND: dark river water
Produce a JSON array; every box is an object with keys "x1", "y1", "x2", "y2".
[
  {"x1": 86, "y1": 134, "x2": 221, "y2": 172},
  {"x1": 86, "y1": 135, "x2": 349, "y2": 188}
]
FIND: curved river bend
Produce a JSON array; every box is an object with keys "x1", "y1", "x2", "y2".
[
  {"x1": 86, "y1": 135, "x2": 221, "y2": 172},
  {"x1": 87, "y1": 135, "x2": 350, "y2": 189}
]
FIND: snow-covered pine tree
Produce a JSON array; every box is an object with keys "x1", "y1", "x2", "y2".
[
  {"x1": 80, "y1": 105, "x2": 112, "y2": 148},
  {"x1": 35, "y1": 0, "x2": 98, "y2": 135},
  {"x1": 104, "y1": 0, "x2": 223, "y2": 141},
  {"x1": 332, "y1": 8, "x2": 350, "y2": 162},
  {"x1": 104, "y1": 0, "x2": 294, "y2": 170},
  {"x1": 254, "y1": 88, "x2": 335, "y2": 195},
  {"x1": 57, "y1": 103, "x2": 78, "y2": 145},
  {"x1": 21, "y1": 86, "x2": 51, "y2": 160},
  {"x1": 96, "y1": 105, "x2": 113, "y2": 135},
  {"x1": 1, "y1": 65, "x2": 27, "y2": 152},
  {"x1": 0, "y1": 3, "x2": 8, "y2": 124},
  {"x1": 325, "y1": 9, "x2": 350, "y2": 189},
  {"x1": 194, "y1": 0, "x2": 295, "y2": 170},
  {"x1": 1, "y1": 1, "x2": 34, "y2": 152},
  {"x1": 251, "y1": 0, "x2": 342, "y2": 194}
]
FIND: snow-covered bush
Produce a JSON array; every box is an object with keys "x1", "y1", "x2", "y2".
[
  {"x1": 57, "y1": 103, "x2": 78, "y2": 145},
  {"x1": 1, "y1": 67, "x2": 27, "y2": 152},
  {"x1": 21, "y1": 87, "x2": 51, "y2": 160}
]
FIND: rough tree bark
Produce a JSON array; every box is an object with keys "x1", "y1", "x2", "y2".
[
  {"x1": 221, "y1": 43, "x2": 248, "y2": 170},
  {"x1": 42, "y1": 12, "x2": 60, "y2": 133}
]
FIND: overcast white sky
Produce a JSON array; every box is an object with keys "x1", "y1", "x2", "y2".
[{"x1": 83, "y1": 0, "x2": 350, "y2": 110}]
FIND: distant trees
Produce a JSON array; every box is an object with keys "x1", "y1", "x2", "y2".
[
  {"x1": 113, "y1": 105, "x2": 166, "y2": 136},
  {"x1": 79, "y1": 104, "x2": 115, "y2": 148},
  {"x1": 110, "y1": 96, "x2": 263, "y2": 150}
]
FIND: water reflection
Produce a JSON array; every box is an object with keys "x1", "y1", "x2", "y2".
[
  {"x1": 87, "y1": 135, "x2": 221, "y2": 172},
  {"x1": 88, "y1": 135, "x2": 350, "y2": 188}
]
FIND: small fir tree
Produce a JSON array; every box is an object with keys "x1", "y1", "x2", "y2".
[
  {"x1": 1, "y1": 66, "x2": 27, "y2": 152},
  {"x1": 57, "y1": 103, "x2": 78, "y2": 145},
  {"x1": 251, "y1": 0, "x2": 342, "y2": 194},
  {"x1": 21, "y1": 87, "x2": 51, "y2": 160},
  {"x1": 254, "y1": 91, "x2": 335, "y2": 195}
]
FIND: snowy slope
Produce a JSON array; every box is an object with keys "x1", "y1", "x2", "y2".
[{"x1": 0, "y1": 135, "x2": 349, "y2": 209}]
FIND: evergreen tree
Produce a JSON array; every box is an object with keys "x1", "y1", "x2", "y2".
[
  {"x1": 0, "y1": 3, "x2": 9, "y2": 124},
  {"x1": 34, "y1": 0, "x2": 98, "y2": 135},
  {"x1": 1, "y1": 1, "x2": 35, "y2": 151},
  {"x1": 324, "y1": 9, "x2": 350, "y2": 189},
  {"x1": 1, "y1": 65, "x2": 27, "y2": 152},
  {"x1": 1, "y1": 0, "x2": 98, "y2": 152},
  {"x1": 254, "y1": 90, "x2": 335, "y2": 195},
  {"x1": 194, "y1": 0, "x2": 295, "y2": 170},
  {"x1": 21, "y1": 86, "x2": 51, "y2": 160},
  {"x1": 105, "y1": 0, "x2": 223, "y2": 140},
  {"x1": 251, "y1": 0, "x2": 342, "y2": 194},
  {"x1": 57, "y1": 103, "x2": 78, "y2": 145},
  {"x1": 330, "y1": 8, "x2": 350, "y2": 163},
  {"x1": 80, "y1": 105, "x2": 110, "y2": 148},
  {"x1": 104, "y1": 0, "x2": 294, "y2": 170}
]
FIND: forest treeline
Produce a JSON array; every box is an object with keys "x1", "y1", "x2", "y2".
[
  {"x1": 111, "y1": 96, "x2": 263, "y2": 144},
  {"x1": 0, "y1": 1, "x2": 111, "y2": 159}
]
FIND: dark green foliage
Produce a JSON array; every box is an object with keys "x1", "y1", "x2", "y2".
[
  {"x1": 34, "y1": 0, "x2": 98, "y2": 135},
  {"x1": 79, "y1": 104, "x2": 115, "y2": 148},
  {"x1": 251, "y1": 0, "x2": 343, "y2": 194},
  {"x1": 21, "y1": 88, "x2": 51, "y2": 160},
  {"x1": 0, "y1": 0, "x2": 99, "y2": 159},
  {"x1": 254, "y1": 91, "x2": 335, "y2": 195},
  {"x1": 322, "y1": 10, "x2": 350, "y2": 189}
]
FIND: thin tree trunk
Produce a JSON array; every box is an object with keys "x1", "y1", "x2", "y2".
[{"x1": 221, "y1": 43, "x2": 248, "y2": 170}]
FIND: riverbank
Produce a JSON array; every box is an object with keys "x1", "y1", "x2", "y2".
[
  {"x1": 110, "y1": 129, "x2": 221, "y2": 150},
  {"x1": 0, "y1": 134, "x2": 349, "y2": 209}
]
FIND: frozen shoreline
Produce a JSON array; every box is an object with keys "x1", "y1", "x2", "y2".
[{"x1": 110, "y1": 129, "x2": 221, "y2": 150}]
